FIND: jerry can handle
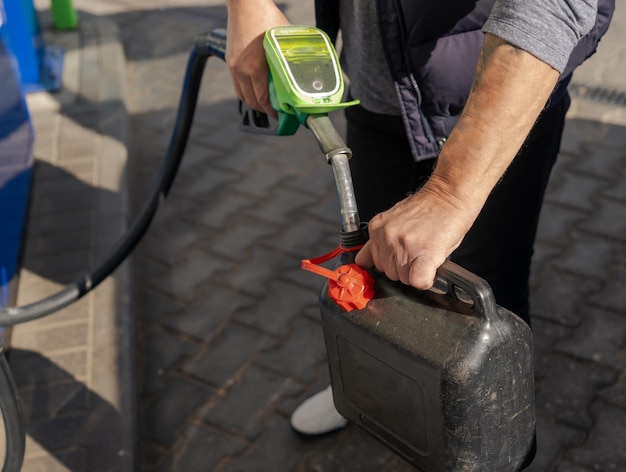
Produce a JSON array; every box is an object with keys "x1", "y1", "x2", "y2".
[{"x1": 435, "y1": 260, "x2": 499, "y2": 325}]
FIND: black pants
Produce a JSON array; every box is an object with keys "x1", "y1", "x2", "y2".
[{"x1": 346, "y1": 95, "x2": 570, "y2": 324}]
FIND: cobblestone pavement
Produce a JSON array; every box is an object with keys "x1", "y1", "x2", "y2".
[{"x1": 16, "y1": 0, "x2": 626, "y2": 470}]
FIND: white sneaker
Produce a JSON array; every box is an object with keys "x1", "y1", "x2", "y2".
[{"x1": 290, "y1": 385, "x2": 349, "y2": 435}]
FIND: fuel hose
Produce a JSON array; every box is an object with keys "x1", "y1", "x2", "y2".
[
  {"x1": 0, "y1": 345, "x2": 24, "y2": 472},
  {"x1": 0, "y1": 30, "x2": 227, "y2": 326}
]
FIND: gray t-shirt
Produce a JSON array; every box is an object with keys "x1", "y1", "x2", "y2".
[
  {"x1": 483, "y1": 0, "x2": 598, "y2": 73},
  {"x1": 339, "y1": 0, "x2": 400, "y2": 115},
  {"x1": 339, "y1": 0, "x2": 598, "y2": 116}
]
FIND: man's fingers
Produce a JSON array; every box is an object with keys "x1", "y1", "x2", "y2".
[
  {"x1": 357, "y1": 241, "x2": 442, "y2": 290},
  {"x1": 355, "y1": 242, "x2": 374, "y2": 268},
  {"x1": 251, "y1": 77, "x2": 277, "y2": 118},
  {"x1": 357, "y1": 242, "x2": 404, "y2": 282},
  {"x1": 408, "y1": 257, "x2": 441, "y2": 290},
  {"x1": 236, "y1": 77, "x2": 261, "y2": 113},
  {"x1": 233, "y1": 73, "x2": 276, "y2": 119},
  {"x1": 385, "y1": 255, "x2": 401, "y2": 282}
]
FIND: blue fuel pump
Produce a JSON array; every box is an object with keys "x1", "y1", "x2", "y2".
[{"x1": 0, "y1": 0, "x2": 63, "y2": 92}]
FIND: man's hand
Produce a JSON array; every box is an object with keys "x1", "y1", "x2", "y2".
[
  {"x1": 356, "y1": 34, "x2": 560, "y2": 290},
  {"x1": 226, "y1": 0, "x2": 290, "y2": 117},
  {"x1": 355, "y1": 176, "x2": 474, "y2": 289}
]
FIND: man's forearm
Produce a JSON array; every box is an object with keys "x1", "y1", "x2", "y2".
[{"x1": 424, "y1": 33, "x2": 561, "y2": 226}]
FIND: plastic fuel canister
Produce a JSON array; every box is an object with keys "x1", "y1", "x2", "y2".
[{"x1": 320, "y1": 262, "x2": 535, "y2": 472}]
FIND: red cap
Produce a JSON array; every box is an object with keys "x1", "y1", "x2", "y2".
[
  {"x1": 301, "y1": 245, "x2": 375, "y2": 312},
  {"x1": 327, "y1": 264, "x2": 375, "y2": 311}
]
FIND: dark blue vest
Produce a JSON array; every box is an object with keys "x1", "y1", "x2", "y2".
[{"x1": 316, "y1": 0, "x2": 615, "y2": 159}]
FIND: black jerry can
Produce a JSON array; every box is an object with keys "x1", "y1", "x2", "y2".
[{"x1": 320, "y1": 261, "x2": 535, "y2": 472}]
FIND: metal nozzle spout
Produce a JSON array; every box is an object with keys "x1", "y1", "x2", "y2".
[{"x1": 305, "y1": 114, "x2": 361, "y2": 233}]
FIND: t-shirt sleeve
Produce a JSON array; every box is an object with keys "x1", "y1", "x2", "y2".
[{"x1": 483, "y1": 0, "x2": 598, "y2": 72}]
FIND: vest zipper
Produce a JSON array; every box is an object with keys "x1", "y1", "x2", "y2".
[{"x1": 390, "y1": 0, "x2": 437, "y2": 145}]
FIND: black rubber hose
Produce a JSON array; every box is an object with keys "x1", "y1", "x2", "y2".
[
  {"x1": 0, "y1": 345, "x2": 25, "y2": 472},
  {"x1": 0, "y1": 30, "x2": 227, "y2": 326}
]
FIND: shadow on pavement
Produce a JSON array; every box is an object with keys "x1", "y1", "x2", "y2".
[
  {"x1": 6, "y1": 348, "x2": 126, "y2": 471},
  {"x1": 19, "y1": 160, "x2": 116, "y2": 285}
]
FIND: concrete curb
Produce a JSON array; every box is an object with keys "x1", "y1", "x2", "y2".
[{"x1": 10, "y1": 13, "x2": 137, "y2": 471}]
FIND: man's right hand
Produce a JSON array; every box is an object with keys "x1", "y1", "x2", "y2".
[{"x1": 226, "y1": 0, "x2": 290, "y2": 118}]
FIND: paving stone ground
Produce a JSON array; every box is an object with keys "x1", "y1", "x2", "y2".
[{"x1": 9, "y1": 0, "x2": 626, "y2": 470}]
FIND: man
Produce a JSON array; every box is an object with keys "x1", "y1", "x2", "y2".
[{"x1": 225, "y1": 0, "x2": 614, "y2": 437}]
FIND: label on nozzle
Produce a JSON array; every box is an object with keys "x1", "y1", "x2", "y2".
[{"x1": 301, "y1": 245, "x2": 375, "y2": 312}]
